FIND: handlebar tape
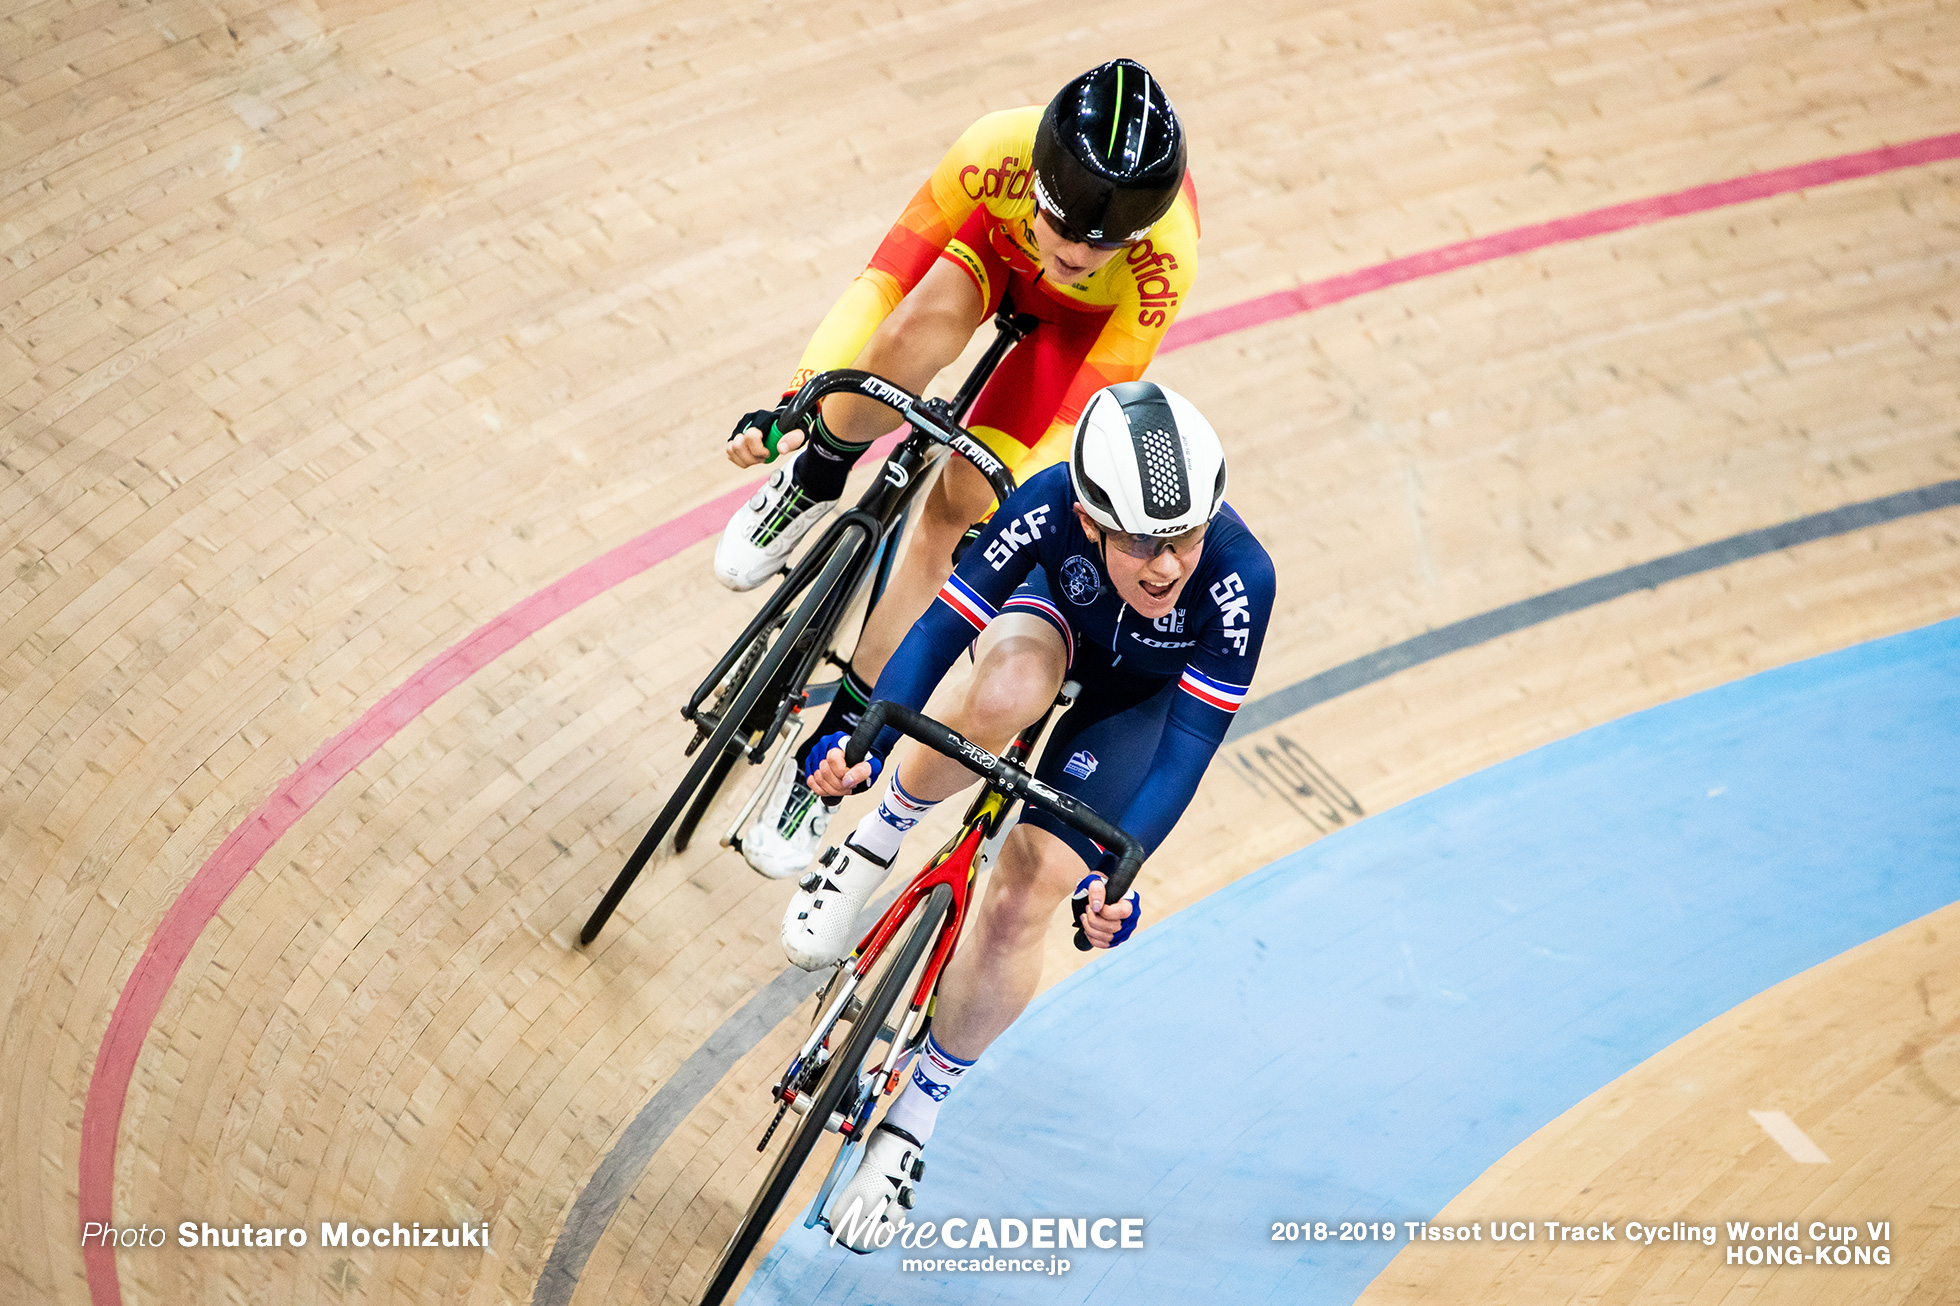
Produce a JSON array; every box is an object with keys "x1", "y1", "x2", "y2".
[{"x1": 848, "y1": 700, "x2": 1144, "y2": 917}]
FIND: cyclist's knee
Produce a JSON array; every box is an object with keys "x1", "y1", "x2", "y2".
[
  {"x1": 864, "y1": 261, "x2": 983, "y2": 371},
  {"x1": 987, "y1": 825, "x2": 1085, "y2": 912},
  {"x1": 962, "y1": 635, "x2": 1062, "y2": 741},
  {"x1": 926, "y1": 456, "x2": 995, "y2": 531}
]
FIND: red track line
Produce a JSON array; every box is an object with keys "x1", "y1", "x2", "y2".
[
  {"x1": 1162, "y1": 131, "x2": 1960, "y2": 351},
  {"x1": 77, "y1": 129, "x2": 1960, "y2": 1306}
]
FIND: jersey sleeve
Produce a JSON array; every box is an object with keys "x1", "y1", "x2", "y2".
[
  {"x1": 787, "y1": 109, "x2": 1036, "y2": 392},
  {"x1": 1114, "y1": 536, "x2": 1275, "y2": 854},
  {"x1": 865, "y1": 471, "x2": 1070, "y2": 751}
]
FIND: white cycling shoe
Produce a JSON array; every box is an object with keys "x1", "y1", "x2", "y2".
[
  {"x1": 714, "y1": 453, "x2": 834, "y2": 591},
  {"x1": 741, "y1": 767, "x2": 831, "y2": 880},
  {"x1": 780, "y1": 840, "x2": 891, "y2": 971},
  {"x1": 827, "y1": 1122, "x2": 925, "y2": 1253}
]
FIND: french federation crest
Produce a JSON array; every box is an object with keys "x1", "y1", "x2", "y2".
[{"x1": 1060, "y1": 554, "x2": 1101, "y2": 605}]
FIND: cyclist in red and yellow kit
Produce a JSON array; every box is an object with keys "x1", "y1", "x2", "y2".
[{"x1": 716, "y1": 58, "x2": 1200, "y2": 877}]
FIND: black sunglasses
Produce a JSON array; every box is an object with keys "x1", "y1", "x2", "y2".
[{"x1": 1036, "y1": 206, "x2": 1133, "y2": 252}]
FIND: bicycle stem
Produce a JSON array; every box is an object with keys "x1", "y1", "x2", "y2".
[{"x1": 844, "y1": 700, "x2": 1146, "y2": 902}]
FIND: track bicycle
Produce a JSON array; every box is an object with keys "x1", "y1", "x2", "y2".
[
  {"x1": 580, "y1": 308, "x2": 1039, "y2": 945},
  {"x1": 691, "y1": 695, "x2": 1145, "y2": 1304}
]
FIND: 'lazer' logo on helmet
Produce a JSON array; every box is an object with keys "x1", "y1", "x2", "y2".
[
  {"x1": 961, "y1": 156, "x2": 1033, "y2": 202},
  {"x1": 1126, "y1": 240, "x2": 1181, "y2": 328}
]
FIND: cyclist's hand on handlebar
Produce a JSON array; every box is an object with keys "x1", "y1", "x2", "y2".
[
  {"x1": 1071, "y1": 873, "x2": 1141, "y2": 950},
  {"x1": 804, "y1": 731, "x2": 882, "y2": 799},
  {"x1": 726, "y1": 401, "x2": 806, "y2": 468}
]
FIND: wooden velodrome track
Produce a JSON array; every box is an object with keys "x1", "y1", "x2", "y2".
[{"x1": 4, "y1": 0, "x2": 1958, "y2": 1303}]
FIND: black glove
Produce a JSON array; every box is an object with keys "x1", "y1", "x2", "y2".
[{"x1": 729, "y1": 398, "x2": 798, "y2": 462}]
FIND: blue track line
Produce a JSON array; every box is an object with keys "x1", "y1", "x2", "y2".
[
  {"x1": 533, "y1": 479, "x2": 1959, "y2": 1306},
  {"x1": 747, "y1": 616, "x2": 1960, "y2": 1303}
]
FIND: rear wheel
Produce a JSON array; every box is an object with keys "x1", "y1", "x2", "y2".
[{"x1": 694, "y1": 885, "x2": 951, "y2": 1306}]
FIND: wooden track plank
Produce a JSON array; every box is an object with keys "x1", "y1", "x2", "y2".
[{"x1": 5, "y1": 0, "x2": 1958, "y2": 1303}]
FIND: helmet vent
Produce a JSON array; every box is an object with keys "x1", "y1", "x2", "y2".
[{"x1": 1133, "y1": 423, "x2": 1190, "y2": 521}]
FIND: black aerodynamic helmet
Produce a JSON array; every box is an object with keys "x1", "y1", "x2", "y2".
[{"x1": 1032, "y1": 58, "x2": 1186, "y2": 248}]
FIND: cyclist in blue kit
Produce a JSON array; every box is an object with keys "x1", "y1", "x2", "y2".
[{"x1": 781, "y1": 380, "x2": 1275, "y2": 1250}]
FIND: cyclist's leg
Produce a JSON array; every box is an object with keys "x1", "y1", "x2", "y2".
[
  {"x1": 930, "y1": 664, "x2": 1171, "y2": 1054},
  {"x1": 795, "y1": 254, "x2": 989, "y2": 498},
  {"x1": 844, "y1": 296, "x2": 1103, "y2": 687},
  {"x1": 843, "y1": 448, "x2": 998, "y2": 680},
  {"x1": 866, "y1": 823, "x2": 1089, "y2": 1162},
  {"x1": 742, "y1": 235, "x2": 1000, "y2": 868},
  {"x1": 834, "y1": 581, "x2": 1074, "y2": 875},
  {"x1": 779, "y1": 612, "x2": 1065, "y2": 968},
  {"x1": 945, "y1": 825, "x2": 1088, "y2": 1048},
  {"x1": 714, "y1": 248, "x2": 987, "y2": 593},
  {"x1": 867, "y1": 670, "x2": 1168, "y2": 1154},
  {"x1": 878, "y1": 610, "x2": 1067, "y2": 804}
]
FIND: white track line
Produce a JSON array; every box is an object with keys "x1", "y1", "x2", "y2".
[{"x1": 1749, "y1": 1110, "x2": 1830, "y2": 1163}]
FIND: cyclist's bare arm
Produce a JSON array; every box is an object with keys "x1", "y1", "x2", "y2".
[
  {"x1": 824, "y1": 258, "x2": 985, "y2": 445},
  {"x1": 724, "y1": 258, "x2": 985, "y2": 468}
]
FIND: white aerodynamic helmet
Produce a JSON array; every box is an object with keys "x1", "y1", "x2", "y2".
[{"x1": 1068, "y1": 381, "x2": 1227, "y2": 536}]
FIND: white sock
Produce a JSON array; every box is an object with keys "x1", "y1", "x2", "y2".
[
  {"x1": 882, "y1": 1031, "x2": 974, "y2": 1145},
  {"x1": 848, "y1": 767, "x2": 938, "y2": 865}
]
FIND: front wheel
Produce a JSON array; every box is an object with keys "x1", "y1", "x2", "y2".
[
  {"x1": 673, "y1": 738, "x2": 743, "y2": 854},
  {"x1": 693, "y1": 885, "x2": 951, "y2": 1306},
  {"x1": 580, "y1": 530, "x2": 870, "y2": 945}
]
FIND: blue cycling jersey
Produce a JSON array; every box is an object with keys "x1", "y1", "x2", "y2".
[{"x1": 872, "y1": 462, "x2": 1276, "y2": 854}]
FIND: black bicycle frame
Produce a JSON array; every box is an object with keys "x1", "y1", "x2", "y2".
[
  {"x1": 583, "y1": 309, "x2": 1037, "y2": 944},
  {"x1": 682, "y1": 308, "x2": 1036, "y2": 742}
]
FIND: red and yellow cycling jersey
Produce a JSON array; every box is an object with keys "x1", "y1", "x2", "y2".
[{"x1": 788, "y1": 105, "x2": 1199, "y2": 474}]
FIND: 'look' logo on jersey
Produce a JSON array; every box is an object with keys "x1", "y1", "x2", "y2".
[
  {"x1": 982, "y1": 504, "x2": 1053, "y2": 570},
  {"x1": 1127, "y1": 239, "x2": 1182, "y2": 329},
  {"x1": 1210, "y1": 572, "x2": 1252, "y2": 655}
]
